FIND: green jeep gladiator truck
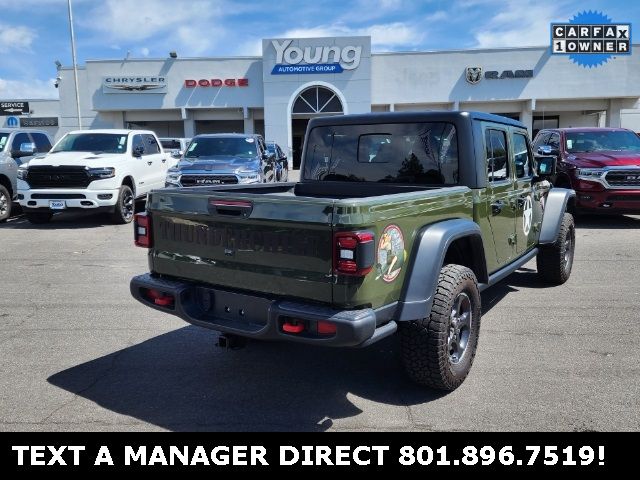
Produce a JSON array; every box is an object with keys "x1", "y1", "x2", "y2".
[{"x1": 130, "y1": 111, "x2": 576, "y2": 390}]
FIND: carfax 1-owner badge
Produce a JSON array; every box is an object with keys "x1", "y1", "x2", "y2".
[{"x1": 376, "y1": 225, "x2": 406, "y2": 282}]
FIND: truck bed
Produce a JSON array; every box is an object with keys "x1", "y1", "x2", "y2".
[{"x1": 146, "y1": 182, "x2": 473, "y2": 309}]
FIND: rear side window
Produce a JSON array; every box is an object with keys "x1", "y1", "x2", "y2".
[
  {"x1": 303, "y1": 122, "x2": 459, "y2": 185},
  {"x1": 485, "y1": 129, "x2": 509, "y2": 182},
  {"x1": 143, "y1": 135, "x2": 160, "y2": 154},
  {"x1": 31, "y1": 133, "x2": 52, "y2": 153},
  {"x1": 512, "y1": 133, "x2": 533, "y2": 178}
]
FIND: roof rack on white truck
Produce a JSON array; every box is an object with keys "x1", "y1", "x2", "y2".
[{"x1": 17, "y1": 129, "x2": 174, "y2": 224}]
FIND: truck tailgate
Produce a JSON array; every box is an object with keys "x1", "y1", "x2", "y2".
[{"x1": 147, "y1": 189, "x2": 334, "y2": 304}]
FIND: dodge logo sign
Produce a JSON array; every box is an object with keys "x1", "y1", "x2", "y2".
[
  {"x1": 185, "y1": 79, "x2": 249, "y2": 87},
  {"x1": 465, "y1": 66, "x2": 483, "y2": 84}
]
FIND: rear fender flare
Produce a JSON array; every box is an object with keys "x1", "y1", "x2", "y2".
[
  {"x1": 539, "y1": 188, "x2": 575, "y2": 244},
  {"x1": 396, "y1": 219, "x2": 487, "y2": 321}
]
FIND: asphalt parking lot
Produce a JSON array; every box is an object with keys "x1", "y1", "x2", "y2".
[{"x1": 1, "y1": 200, "x2": 639, "y2": 431}]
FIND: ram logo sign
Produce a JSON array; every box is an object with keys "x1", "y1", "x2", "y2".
[{"x1": 270, "y1": 39, "x2": 363, "y2": 74}]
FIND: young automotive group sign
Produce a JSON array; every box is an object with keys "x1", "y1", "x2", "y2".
[{"x1": 270, "y1": 39, "x2": 363, "y2": 74}]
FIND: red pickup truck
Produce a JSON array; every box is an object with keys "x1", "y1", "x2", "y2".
[{"x1": 533, "y1": 127, "x2": 640, "y2": 214}]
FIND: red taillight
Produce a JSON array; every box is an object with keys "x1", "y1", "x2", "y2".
[
  {"x1": 144, "y1": 288, "x2": 174, "y2": 307},
  {"x1": 317, "y1": 320, "x2": 337, "y2": 335},
  {"x1": 334, "y1": 231, "x2": 375, "y2": 276},
  {"x1": 282, "y1": 319, "x2": 305, "y2": 334},
  {"x1": 134, "y1": 212, "x2": 152, "y2": 248}
]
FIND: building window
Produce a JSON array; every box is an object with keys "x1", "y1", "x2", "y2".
[{"x1": 292, "y1": 86, "x2": 343, "y2": 115}]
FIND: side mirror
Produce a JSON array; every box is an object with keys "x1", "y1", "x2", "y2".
[
  {"x1": 12, "y1": 142, "x2": 36, "y2": 158},
  {"x1": 537, "y1": 145, "x2": 559, "y2": 157},
  {"x1": 171, "y1": 150, "x2": 182, "y2": 159},
  {"x1": 535, "y1": 155, "x2": 557, "y2": 177},
  {"x1": 133, "y1": 145, "x2": 145, "y2": 157}
]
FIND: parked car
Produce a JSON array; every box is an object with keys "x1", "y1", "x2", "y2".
[
  {"x1": 131, "y1": 111, "x2": 575, "y2": 391},
  {"x1": 265, "y1": 141, "x2": 289, "y2": 182},
  {"x1": 17, "y1": 129, "x2": 170, "y2": 224},
  {"x1": 159, "y1": 137, "x2": 190, "y2": 159},
  {"x1": 0, "y1": 129, "x2": 53, "y2": 222},
  {"x1": 533, "y1": 127, "x2": 640, "y2": 214},
  {"x1": 165, "y1": 133, "x2": 277, "y2": 187}
]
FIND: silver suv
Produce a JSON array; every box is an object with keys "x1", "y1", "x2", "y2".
[{"x1": 0, "y1": 129, "x2": 53, "y2": 221}]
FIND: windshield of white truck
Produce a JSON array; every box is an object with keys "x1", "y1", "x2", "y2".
[
  {"x1": 185, "y1": 137, "x2": 258, "y2": 159},
  {"x1": 51, "y1": 133, "x2": 128, "y2": 154},
  {"x1": 304, "y1": 122, "x2": 459, "y2": 185}
]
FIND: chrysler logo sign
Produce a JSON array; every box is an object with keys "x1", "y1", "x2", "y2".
[{"x1": 102, "y1": 76, "x2": 167, "y2": 94}]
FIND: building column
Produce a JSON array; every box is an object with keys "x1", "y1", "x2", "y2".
[
  {"x1": 182, "y1": 108, "x2": 195, "y2": 138},
  {"x1": 605, "y1": 99, "x2": 622, "y2": 128},
  {"x1": 243, "y1": 107, "x2": 254, "y2": 134},
  {"x1": 520, "y1": 100, "x2": 534, "y2": 136}
]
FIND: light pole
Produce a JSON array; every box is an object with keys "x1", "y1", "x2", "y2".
[{"x1": 67, "y1": 0, "x2": 82, "y2": 129}]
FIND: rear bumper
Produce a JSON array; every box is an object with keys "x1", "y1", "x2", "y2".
[
  {"x1": 130, "y1": 273, "x2": 396, "y2": 347},
  {"x1": 575, "y1": 188, "x2": 640, "y2": 214}
]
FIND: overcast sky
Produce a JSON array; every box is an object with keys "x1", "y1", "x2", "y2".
[{"x1": 0, "y1": 0, "x2": 637, "y2": 99}]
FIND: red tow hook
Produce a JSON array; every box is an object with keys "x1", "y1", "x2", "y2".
[
  {"x1": 145, "y1": 289, "x2": 175, "y2": 307},
  {"x1": 282, "y1": 319, "x2": 305, "y2": 334}
]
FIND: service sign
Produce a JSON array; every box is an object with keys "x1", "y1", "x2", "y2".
[
  {"x1": 102, "y1": 76, "x2": 167, "y2": 94},
  {"x1": 0, "y1": 102, "x2": 29, "y2": 115}
]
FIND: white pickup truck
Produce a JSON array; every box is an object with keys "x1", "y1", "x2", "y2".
[{"x1": 18, "y1": 129, "x2": 173, "y2": 224}]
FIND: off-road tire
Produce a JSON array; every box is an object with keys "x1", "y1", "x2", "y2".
[
  {"x1": 25, "y1": 211, "x2": 53, "y2": 224},
  {"x1": 399, "y1": 264, "x2": 481, "y2": 391},
  {"x1": 537, "y1": 212, "x2": 575, "y2": 285},
  {"x1": 111, "y1": 184, "x2": 135, "y2": 224},
  {"x1": 0, "y1": 184, "x2": 11, "y2": 222}
]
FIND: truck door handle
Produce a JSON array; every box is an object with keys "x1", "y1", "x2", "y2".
[
  {"x1": 491, "y1": 200, "x2": 505, "y2": 216},
  {"x1": 147, "y1": 161, "x2": 153, "y2": 166}
]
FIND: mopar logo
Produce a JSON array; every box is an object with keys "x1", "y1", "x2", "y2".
[{"x1": 196, "y1": 178, "x2": 222, "y2": 185}]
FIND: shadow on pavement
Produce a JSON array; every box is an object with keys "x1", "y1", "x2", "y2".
[
  {"x1": 48, "y1": 327, "x2": 446, "y2": 431},
  {"x1": 0, "y1": 201, "x2": 145, "y2": 230},
  {"x1": 575, "y1": 214, "x2": 640, "y2": 229},
  {"x1": 0, "y1": 211, "x2": 113, "y2": 230}
]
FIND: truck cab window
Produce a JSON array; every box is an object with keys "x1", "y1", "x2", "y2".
[
  {"x1": 485, "y1": 129, "x2": 509, "y2": 182},
  {"x1": 132, "y1": 135, "x2": 145, "y2": 155},
  {"x1": 513, "y1": 133, "x2": 532, "y2": 178},
  {"x1": 304, "y1": 122, "x2": 459, "y2": 185}
]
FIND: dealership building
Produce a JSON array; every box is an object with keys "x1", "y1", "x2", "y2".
[{"x1": 4, "y1": 36, "x2": 639, "y2": 168}]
